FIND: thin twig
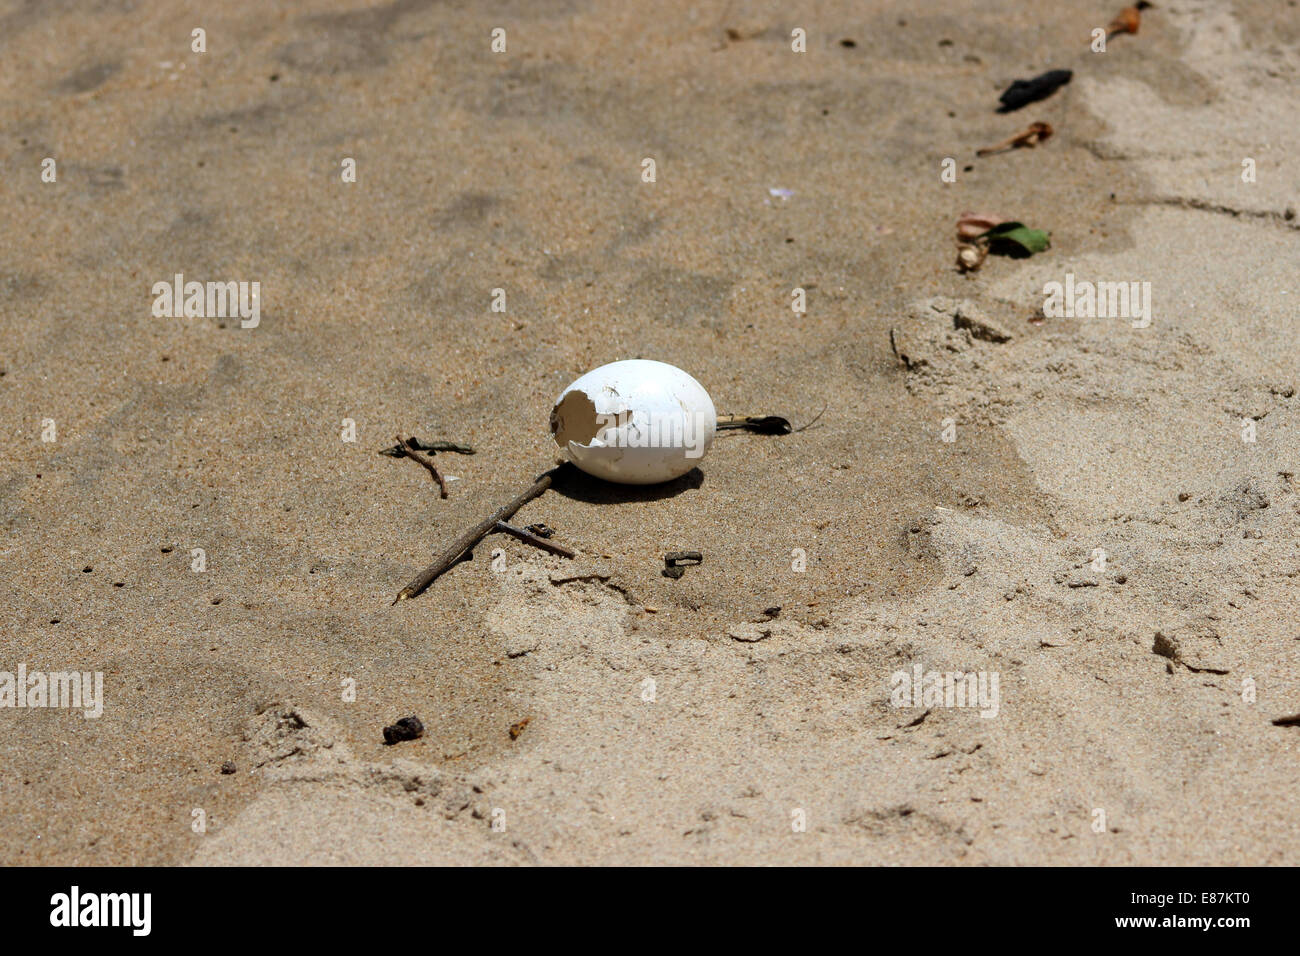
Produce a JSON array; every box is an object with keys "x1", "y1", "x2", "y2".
[
  {"x1": 976, "y1": 121, "x2": 1053, "y2": 157},
  {"x1": 493, "y1": 520, "x2": 575, "y2": 558},
  {"x1": 378, "y1": 439, "x2": 475, "y2": 457},
  {"x1": 715, "y1": 404, "x2": 827, "y2": 434},
  {"x1": 393, "y1": 465, "x2": 567, "y2": 604},
  {"x1": 395, "y1": 434, "x2": 448, "y2": 499},
  {"x1": 792, "y1": 403, "x2": 828, "y2": 433},
  {"x1": 716, "y1": 414, "x2": 793, "y2": 434}
]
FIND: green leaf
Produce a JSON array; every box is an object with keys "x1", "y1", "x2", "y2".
[{"x1": 979, "y1": 221, "x2": 1051, "y2": 256}]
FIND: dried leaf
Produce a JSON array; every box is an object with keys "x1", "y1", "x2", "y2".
[
  {"x1": 997, "y1": 69, "x2": 1072, "y2": 113},
  {"x1": 957, "y1": 211, "x2": 1008, "y2": 240},
  {"x1": 1107, "y1": 5, "x2": 1142, "y2": 36}
]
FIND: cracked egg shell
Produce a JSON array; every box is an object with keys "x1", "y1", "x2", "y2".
[{"x1": 550, "y1": 360, "x2": 716, "y2": 484}]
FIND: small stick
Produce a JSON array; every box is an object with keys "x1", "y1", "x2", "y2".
[
  {"x1": 716, "y1": 414, "x2": 792, "y2": 434},
  {"x1": 414, "y1": 440, "x2": 475, "y2": 455},
  {"x1": 976, "y1": 121, "x2": 1053, "y2": 157},
  {"x1": 1107, "y1": 2, "x2": 1149, "y2": 38},
  {"x1": 716, "y1": 405, "x2": 827, "y2": 434},
  {"x1": 493, "y1": 520, "x2": 575, "y2": 558},
  {"x1": 393, "y1": 465, "x2": 566, "y2": 603},
  {"x1": 395, "y1": 435, "x2": 449, "y2": 499},
  {"x1": 379, "y1": 439, "x2": 475, "y2": 457}
]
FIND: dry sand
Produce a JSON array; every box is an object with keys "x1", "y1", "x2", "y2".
[{"x1": 0, "y1": 0, "x2": 1296, "y2": 864}]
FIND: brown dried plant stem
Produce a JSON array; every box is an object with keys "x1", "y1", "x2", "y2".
[
  {"x1": 396, "y1": 435, "x2": 448, "y2": 498},
  {"x1": 975, "y1": 121, "x2": 1053, "y2": 157},
  {"x1": 493, "y1": 521, "x2": 575, "y2": 558},
  {"x1": 392, "y1": 465, "x2": 567, "y2": 604}
]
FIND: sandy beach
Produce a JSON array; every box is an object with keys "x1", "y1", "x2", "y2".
[{"x1": 1, "y1": 0, "x2": 1297, "y2": 865}]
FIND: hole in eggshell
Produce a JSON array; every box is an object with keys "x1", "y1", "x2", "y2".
[
  {"x1": 553, "y1": 390, "x2": 635, "y2": 452},
  {"x1": 551, "y1": 390, "x2": 600, "y2": 446}
]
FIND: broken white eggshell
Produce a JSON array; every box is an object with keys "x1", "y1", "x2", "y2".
[{"x1": 550, "y1": 360, "x2": 716, "y2": 484}]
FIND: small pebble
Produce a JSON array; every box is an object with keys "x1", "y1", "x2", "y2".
[{"x1": 383, "y1": 716, "x2": 425, "y2": 745}]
